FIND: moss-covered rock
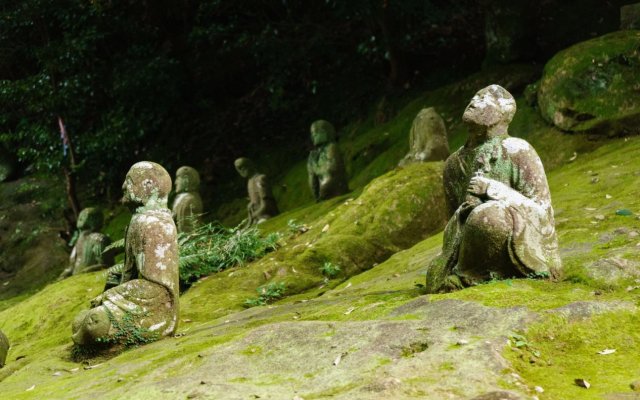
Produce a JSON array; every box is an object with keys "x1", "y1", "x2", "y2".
[{"x1": 538, "y1": 30, "x2": 640, "y2": 134}]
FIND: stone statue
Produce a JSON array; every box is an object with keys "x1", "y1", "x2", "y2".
[
  {"x1": 234, "y1": 158, "x2": 279, "y2": 226},
  {"x1": 307, "y1": 120, "x2": 349, "y2": 201},
  {"x1": 425, "y1": 85, "x2": 561, "y2": 292},
  {"x1": 171, "y1": 166, "x2": 203, "y2": 233},
  {"x1": 398, "y1": 107, "x2": 450, "y2": 166},
  {"x1": 72, "y1": 161, "x2": 179, "y2": 346},
  {"x1": 0, "y1": 329, "x2": 8, "y2": 368},
  {"x1": 621, "y1": 3, "x2": 640, "y2": 29},
  {"x1": 58, "y1": 208, "x2": 114, "y2": 280}
]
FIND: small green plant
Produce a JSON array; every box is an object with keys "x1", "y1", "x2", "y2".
[
  {"x1": 100, "y1": 309, "x2": 159, "y2": 348},
  {"x1": 319, "y1": 261, "x2": 341, "y2": 278},
  {"x1": 178, "y1": 223, "x2": 279, "y2": 284},
  {"x1": 243, "y1": 282, "x2": 286, "y2": 308},
  {"x1": 286, "y1": 219, "x2": 308, "y2": 235}
]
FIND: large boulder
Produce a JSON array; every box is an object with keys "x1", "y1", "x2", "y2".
[{"x1": 537, "y1": 31, "x2": 640, "y2": 135}]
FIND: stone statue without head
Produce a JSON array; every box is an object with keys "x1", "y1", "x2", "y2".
[
  {"x1": 0, "y1": 329, "x2": 8, "y2": 368},
  {"x1": 171, "y1": 166, "x2": 203, "y2": 233},
  {"x1": 71, "y1": 161, "x2": 179, "y2": 347},
  {"x1": 307, "y1": 120, "x2": 349, "y2": 201},
  {"x1": 234, "y1": 157, "x2": 279, "y2": 226},
  {"x1": 398, "y1": 107, "x2": 450, "y2": 166},
  {"x1": 58, "y1": 207, "x2": 114, "y2": 280},
  {"x1": 425, "y1": 84, "x2": 561, "y2": 292}
]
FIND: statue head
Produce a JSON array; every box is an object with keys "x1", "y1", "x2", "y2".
[
  {"x1": 121, "y1": 161, "x2": 172, "y2": 210},
  {"x1": 234, "y1": 157, "x2": 256, "y2": 179},
  {"x1": 71, "y1": 309, "x2": 111, "y2": 345},
  {"x1": 77, "y1": 207, "x2": 104, "y2": 232},
  {"x1": 462, "y1": 84, "x2": 516, "y2": 127},
  {"x1": 310, "y1": 120, "x2": 337, "y2": 146},
  {"x1": 175, "y1": 166, "x2": 200, "y2": 193}
]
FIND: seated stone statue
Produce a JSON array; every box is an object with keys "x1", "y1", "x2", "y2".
[
  {"x1": 398, "y1": 107, "x2": 450, "y2": 166},
  {"x1": 0, "y1": 329, "x2": 8, "y2": 368},
  {"x1": 307, "y1": 120, "x2": 349, "y2": 201},
  {"x1": 171, "y1": 166, "x2": 203, "y2": 233},
  {"x1": 58, "y1": 207, "x2": 114, "y2": 280},
  {"x1": 72, "y1": 161, "x2": 179, "y2": 346},
  {"x1": 425, "y1": 85, "x2": 561, "y2": 292},
  {"x1": 234, "y1": 157, "x2": 279, "y2": 226}
]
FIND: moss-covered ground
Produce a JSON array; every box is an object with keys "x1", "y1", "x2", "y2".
[{"x1": 2, "y1": 59, "x2": 640, "y2": 398}]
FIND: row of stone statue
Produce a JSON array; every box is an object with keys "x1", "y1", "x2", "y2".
[
  {"x1": 0, "y1": 84, "x2": 561, "y2": 362},
  {"x1": 58, "y1": 109, "x2": 453, "y2": 279}
]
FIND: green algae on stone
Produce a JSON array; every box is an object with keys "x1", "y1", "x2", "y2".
[{"x1": 537, "y1": 30, "x2": 640, "y2": 134}]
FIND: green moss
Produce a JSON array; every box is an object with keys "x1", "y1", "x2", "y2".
[
  {"x1": 506, "y1": 311, "x2": 640, "y2": 399},
  {"x1": 538, "y1": 30, "x2": 640, "y2": 133}
]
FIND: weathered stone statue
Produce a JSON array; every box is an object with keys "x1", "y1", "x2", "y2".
[
  {"x1": 234, "y1": 157, "x2": 279, "y2": 226},
  {"x1": 58, "y1": 208, "x2": 114, "y2": 280},
  {"x1": 621, "y1": 3, "x2": 640, "y2": 29},
  {"x1": 426, "y1": 85, "x2": 561, "y2": 292},
  {"x1": 0, "y1": 329, "x2": 8, "y2": 368},
  {"x1": 307, "y1": 120, "x2": 349, "y2": 201},
  {"x1": 171, "y1": 166, "x2": 203, "y2": 233},
  {"x1": 398, "y1": 107, "x2": 450, "y2": 166},
  {"x1": 72, "y1": 161, "x2": 179, "y2": 346}
]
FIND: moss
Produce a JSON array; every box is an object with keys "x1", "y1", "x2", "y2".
[
  {"x1": 538, "y1": 30, "x2": 640, "y2": 133},
  {"x1": 506, "y1": 311, "x2": 640, "y2": 399}
]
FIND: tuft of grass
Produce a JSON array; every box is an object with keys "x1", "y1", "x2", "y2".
[
  {"x1": 243, "y1": 282, "x2": 286, "y2": 308},
  {"x1": 319, "y1": 261, "x2": 341, "y2": 278},
  {"x1": 179, "y1": 223, "x2": 279, "y2": 284}
]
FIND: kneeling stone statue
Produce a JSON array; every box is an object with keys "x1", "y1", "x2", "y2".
[
  {"x1": 72, "y1": 161, "x2": 179, "y2": 346},
  {"x1": 426, "y1": 85, "x2": 561, "y2": 292},
  {"x1": 0, "y1": 329, "x2": 8, "y2": 368}
]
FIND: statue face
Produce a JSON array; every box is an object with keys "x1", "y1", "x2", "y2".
[
  {"x1": 462, "y1": 85, "x2": 516, "y2": 127},
  {"x1": 77, "y1": 208, "x2": 103, "y2": 231},
  {"x1": 234, "y1": 159, "x2": 254, "y2": 178},
  {"x1": 310, "y1": 120, "x2": 336, "y2": 146},
  {"x1": 121, "y1": 173, "x2": 140, "y2": 209},
  {"x1": 175, "y1": 174, "x2": 189, "y2": 193}
]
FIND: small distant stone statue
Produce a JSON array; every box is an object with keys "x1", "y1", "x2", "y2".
[
  {"x1": 58, "y1": 208, "x2": 114, "y2": 280},
  {"x1": 426, "y1": 85, "x2": 561, "y2": 292},
  {"x1": 398, "y1": 107, "x2": 450, "y2": 166},
  {"x1": 234, "y1": 157, "x2": 279, "y2": 226},
  {"x1": 72, "y1": 161, "x2": 179, "y2": 347},
  {"x1": 0, "y1": 329, "x2": 8, "y2": 368},
  {"x1": 307, "y1": 120, "x2": 349, "y2": 201},
  {"x1": 621, "y1": 3, "x2": 640, "y2": 29},
  {"x1": 171, "y1": 166, "x2": 203, "y2": 233}
]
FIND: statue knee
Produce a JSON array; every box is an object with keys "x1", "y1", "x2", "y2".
[
  {"x1": 466, "y1": 201, "x2": 513, "y2": 238},
  {"x1": 71, "y1": 307, "x2": 111, "y2": 345}
]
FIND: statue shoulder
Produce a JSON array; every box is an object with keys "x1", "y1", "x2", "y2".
[{"x1": 501, "y1": 137, "x2": 535, "y2": 156}]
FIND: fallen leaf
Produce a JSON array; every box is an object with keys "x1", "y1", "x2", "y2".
[
  {"x1": 322, "y1": 224, "x2": 330, "y2": 233},
  {"x1": 597, "y1": 348, "x2": 616, "y2": 355},
  {"x1": 534, "y1": 386, "x2": 544, "y2": 393},
  {"x1": 344, "y1": 307, "x2": 356, "y2": 315},
  {"x1": 575, "y1": 378, "x2": 591, "y2": 389},
  {"x1": 569, "y1": 152, "x2": 577, "y2": 161},
  {"x1": 26, "y1": 385, "x2": 35, "y2": 392},
  {"x1": 456, "y1": 339, "x2": 469, "y2": 345},
  {"x1": 333, "y1": 352, "x2": 347, "y2": 366},
  {"x1": 606, "y1": 194, "x2": 612, "y2": 199}
]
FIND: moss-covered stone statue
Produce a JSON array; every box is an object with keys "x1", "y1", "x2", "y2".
[
  {"x1": 171, "y1": 166, "x2": 203, "y2": 233},
  {"x1": 0, "y1": 329, "x2": 8, "y2": 368},
  {"x1": 71, "y1": 161, "x2": 179, "y2": 347},
  {"x1": 398, "y1": 107, "x2": 450, "y2": 167},
  {"x1": 58, "y1": 208, "x2": 114, "y2": 280},
  {"x1": 425, "y1": 85, "x2": 561, "y2": 293},
  {"x1": 234, "y1": 157, "x2": 279, "y2": 226},
  {"x1": 307, "y1": 120, "x2": 349, "y2": 201}
]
